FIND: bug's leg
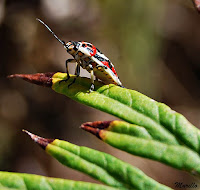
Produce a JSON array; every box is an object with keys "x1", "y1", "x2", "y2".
[
  {"x1": 59, "y1": 59, "x2": 76, "y2": 84},
  {"x1": 89, "y1": 70, "x2": 95, "y2": 92},
  {"x1": 68, "y1": 63, "x2": 80, "y2": 88},
  {"x1": 66, "y1": 59, "x2": 76, "y2": 79},
  {"x1": 89, "y1": 65, "x2": 95, "y2": 92}
]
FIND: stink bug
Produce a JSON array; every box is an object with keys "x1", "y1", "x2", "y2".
[{"x1": 37, "y1": 19, "x2": 123, "y2": 91}]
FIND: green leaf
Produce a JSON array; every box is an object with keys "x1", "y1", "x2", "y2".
[
  {"x1": 52, "y1": 73, "x2": 200, "y2": 152},
  {"x1": 82, "y1": 123, "x2": 200, "y2": 174},
  {"x1": 23, "y1": 131, "x2": 171, "y2": 190},
  {"x1": 0, "y1": 171, "x2": 118, "y2": 190}
]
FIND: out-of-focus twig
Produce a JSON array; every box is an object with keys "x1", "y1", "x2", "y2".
[
  {"x1": 191, "y1": 0, "x2": 200, "y2": 13},
  {"x1": 175, "y1": 0, "x2": 200, "y2": 13}
]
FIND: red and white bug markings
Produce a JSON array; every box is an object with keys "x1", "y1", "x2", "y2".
[
  {"x1": 101, "y1": 61, "x2": 118, "y2": 77},
  {"x1": 76, "y1": 41, "x2": 122, "y2": 87},
  {"x1": 81, "y1": 42, "x2": 97, "y2": 56},
  {"x1": 37, "y1": 19, "x2": 123, "y2": 91}
]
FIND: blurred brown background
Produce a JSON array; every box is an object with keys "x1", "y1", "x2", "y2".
[{"x1": 1, "y1": 0, "x2": 200, "y2": 189}]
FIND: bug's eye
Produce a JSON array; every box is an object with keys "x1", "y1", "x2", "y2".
[{"x1": 82, "y1": 44, "x2": 86, "y2": 47}]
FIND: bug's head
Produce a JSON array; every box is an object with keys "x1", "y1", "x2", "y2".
[{"x1": 65, "y1": 41, "x2": 79, "y2": 55}]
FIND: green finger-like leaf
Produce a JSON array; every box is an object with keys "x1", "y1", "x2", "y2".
[
  {"x1": 47, "y1": 143, "x2": 126, "y2": 189},
  {"x1": 84, "y1": 128, "x2": 200, "y2": 174},
  {"x1": 49, "y1": 140, "x2": 171, "y2": 190},
  {"x1": 52, "y1": 73, "x2": 200, "y2": 152},
  {"x1": 0, "y1": 171, "x2": 117, "y2": 190},
  {"x1": 24, "y1": 131, "x2": 171, "y2": 190},
  {"x1": 52, "y1": 73, "x2": 179, "y2": 146}
]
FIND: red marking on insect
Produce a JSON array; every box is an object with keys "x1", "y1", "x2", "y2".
[
  {"x1": 102, "y1": 61, "x2": 118, "y2": 77},
  {"x1": 101, "y1": 61, "x2": 110, "y2": 68},
  {"x1": 90, "y1": 45, "x2": 97, "y2": 56},
  {"x1": 112, "y1": 67, "x2": 118, "y2": 76}
]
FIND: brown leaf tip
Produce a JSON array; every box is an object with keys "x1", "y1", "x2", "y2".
[
  {"x1": 80, "y1": 125, "x2": 101, "y2": 139},
  {"x1": 8, "y1": 72, "x2": 55, "y2": 87},
  {"x1": 23, "y1": 130, "x2": 54, "y2": 149},
  {"x1": 81, "y1": 121, "x2": 113, "y2": 139},
  {"x1": 81, "y1": 121, "x2": 112, "y2": 129}
]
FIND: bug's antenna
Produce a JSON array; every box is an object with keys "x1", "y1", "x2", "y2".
[{"x1": 36, "y1": 18, "x2": 67, "y2": 48}]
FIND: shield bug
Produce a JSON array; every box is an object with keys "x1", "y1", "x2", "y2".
[{"x1": 37, "y1": 19, "x2": 123, "y2": 92}]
